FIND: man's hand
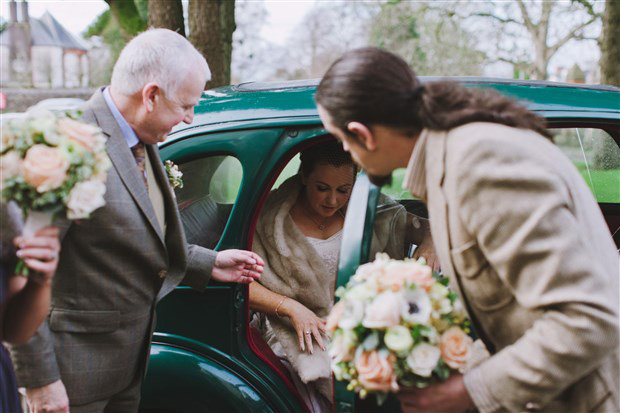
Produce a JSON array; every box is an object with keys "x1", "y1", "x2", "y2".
[
  {"x1": 397, "y1": 373, "x2": 475, "y2": 413},
  {"x1": 26, "y1": 379, "x2": 70, "y2": 413},
  {"x1": 412, "y1": 237, "x2": 440, "y2": 272},
  {"x1": 212, "y1": 249, "x2": 264, "y2": 283}
]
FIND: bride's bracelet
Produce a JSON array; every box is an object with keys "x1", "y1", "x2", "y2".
[{"x1": 275, "y1": 297, "x2": 288, "y2": 318}]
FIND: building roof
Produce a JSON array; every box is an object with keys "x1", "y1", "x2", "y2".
[{"x1": 0, "y1": 11, "x2": 87, "y2": 50}]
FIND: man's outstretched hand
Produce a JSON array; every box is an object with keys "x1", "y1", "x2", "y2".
[{"x1": 212, "y1": 249, "x2": 264, "y2": 284}]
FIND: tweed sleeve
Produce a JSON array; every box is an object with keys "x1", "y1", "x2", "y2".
[
  {"x1": 183, "y1": 244, "x2": 216, "y2": 291},
  {"x1": 454, "y1": 135, "x2": 619, "y2": 412},
  {"x1": 9, "y1": 321, "x2": 61, "y2": 388}
]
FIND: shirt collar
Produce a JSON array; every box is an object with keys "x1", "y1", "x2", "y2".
[
  {"x1": 102, "y1": 86, "x2": 140, "y2": 148},
  {"x1": 402, "y1": 129, "x2": 429, "y2": 201}
]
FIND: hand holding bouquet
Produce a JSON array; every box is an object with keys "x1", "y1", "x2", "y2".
[
  {"x1": 326, "y1": 253, "x2": 474, "y2": 404},
  {"x1": 1, "y1": 108, "x2": 111, "y2": 275}
]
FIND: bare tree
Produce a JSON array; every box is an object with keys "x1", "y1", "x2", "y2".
[
  {"x1": 469, "y1": 0, "x2": 602, "y2": 79},
  {"x1": 148, "y1": 0, "x2": 185, "y2": 36},
  {"x1": 370, "y1": 2, "x2": 486, "y2": 76},
  {"x1": 189, "y1": 0, "x2": 236, "y2": 89},
  {"x1": 600, "y1": 0, "x2": 620, "y2": 86}
]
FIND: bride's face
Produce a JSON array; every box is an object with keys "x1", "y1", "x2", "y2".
[{"x1": 302, "y1": 163, "x2": 355, "y2": 218}]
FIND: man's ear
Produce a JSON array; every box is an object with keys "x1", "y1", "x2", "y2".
[
  {"x1": 142, "y1": 82, "x2": 160, "y2": 113},
  {"x1": 347, "y1": 121, "x2": 376, "y2": 150}
]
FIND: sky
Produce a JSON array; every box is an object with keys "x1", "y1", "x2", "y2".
[{"x1": 0, "y1": 0, "x2": 315, "y2": 46}]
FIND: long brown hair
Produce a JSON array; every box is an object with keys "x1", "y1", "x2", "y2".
[{"x1": 315, "y1": 47, "x2": 551, "y2": 139}]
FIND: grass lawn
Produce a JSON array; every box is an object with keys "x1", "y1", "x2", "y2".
[{"x1": 381, "y1": 166, "x2": 619, "y2": 204}]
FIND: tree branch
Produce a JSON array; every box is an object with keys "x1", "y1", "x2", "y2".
[
  {"x1": 571, "y1": 0, "x2": 603, "y2": 18},
  {"x1": 516, "y1": 0, "x2": 536, "y2": 33},
  {"x1": 469, "y1": 12, "x2": 521, "y2": 25},
  {"x1": 548, "y1": 15, "x2": 598, "y2": 56}
]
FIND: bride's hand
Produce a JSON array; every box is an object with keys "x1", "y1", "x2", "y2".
[{"x1": 280, "y1": 298, "x2": 327, "y2": 354}]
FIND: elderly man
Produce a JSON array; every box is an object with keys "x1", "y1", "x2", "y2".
[{"x1": 9, "y1": 29, "x2": 264, "y2": 413}]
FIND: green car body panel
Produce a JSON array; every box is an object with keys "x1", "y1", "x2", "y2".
[{"x1": 140, "y1": 79, "x2": 620, "y2": 412}]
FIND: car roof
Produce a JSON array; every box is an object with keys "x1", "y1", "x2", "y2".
[{"x1": 172, "y1": 77, "x2": 620, "y2": 137}]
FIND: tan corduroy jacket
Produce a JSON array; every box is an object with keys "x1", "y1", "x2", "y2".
[{"x1": 404, "y1": 123, "x2": 619, "y2": 413}]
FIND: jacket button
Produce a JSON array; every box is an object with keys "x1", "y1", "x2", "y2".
[
  {"x1": 158, "y1": 269, "x2": 167, "y2": 279},
  {"x1": 525, "y1": 402, "x2": 541, "y2": 411}
]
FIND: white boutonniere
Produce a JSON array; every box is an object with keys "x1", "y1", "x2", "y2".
[{"x1": 164, "y1": 160, "x2": 183, "y2": 189}]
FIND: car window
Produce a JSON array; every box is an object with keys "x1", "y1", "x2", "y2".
[
  {"x1": 381, "y1": 168, "x2": 414, "y2": 200},
  {"x1": 553, "y1": 128, "x2": 620, "y2": 203},
  {"x1": 272, "y1": 154, "x2": 301, "y2": 189},
  {"x1": 175, "y1": 155, "x2": 243, "y2": 249}
]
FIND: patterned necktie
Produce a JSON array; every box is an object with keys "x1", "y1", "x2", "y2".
[{"x1": 130, "y1": 142, "x2": 148, "y2": 189}]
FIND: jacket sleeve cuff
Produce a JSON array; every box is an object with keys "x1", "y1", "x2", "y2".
[
  {"x1": 183, "y1": 244, "x2": 216, "y2": 291},
  {"x1": 8, "y1": 323, "x2": 61, "y2": 388},
  {"x1": 463, "y1": 366, "x2": 503, "y2": 413}
]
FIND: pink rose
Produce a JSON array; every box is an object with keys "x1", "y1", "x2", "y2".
[
  {"x1": 355, "y1": 351, "x2": 399, "y2": 392},
  {"x1": 57, "y1": 117, "x2": 101, "y2": 152},
  {"x1": 382, "y1": 261, "x2": 434, "y2": 292},
  {"x1": 439, "y1": 327, "x2": 473, "y2": 372},
  {"x1": 22, "y1": 144, "x2": 69, "y2": 192},
  {"x1": 362, "y1": 291, "x2": 401, "y2": 329}
]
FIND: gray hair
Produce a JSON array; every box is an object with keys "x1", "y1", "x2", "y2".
[{"x1": 111, "y1": 28, "x2": 211, "y2": 98}]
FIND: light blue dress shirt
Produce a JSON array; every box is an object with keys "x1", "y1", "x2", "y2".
[{"x1": 102, "y1": 87, "x2": 140, "y2": 148}]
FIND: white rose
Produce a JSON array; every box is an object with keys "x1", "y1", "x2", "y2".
[
  {"x1": 26, "y1": 107, "x2": 58, "y2": 138},
  {"x1": 329, "y1": 329, "x2": 357, "y2": 363},
  {"x1": 1, "y1": 151, "x2": 22, "y2": 181},
  {"x1": 384, "y1": 325, "x2": 413, "y2": 354},
  {"x1": 401, "y1": 288, "x2": 432, "y2": 325},
  {"x1": 362, "y1": 291, "x2": 402, "y2": 329},
  {"x1": 406, "y1": 343, "x2": 441, "y2": 377},
  {"x1": 67, "y1": 179, "x2": 106, "y2": 219},
  {"x1": 338, "y1": 299, "x2": 365, "y2": 330},
  {"x1": 345, "y1": 280, "x2": 377, "y2": 302}
]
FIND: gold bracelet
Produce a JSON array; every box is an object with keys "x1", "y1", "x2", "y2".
[{"x1": 275, "y1": 297, "x2": 287, "y2": 318}]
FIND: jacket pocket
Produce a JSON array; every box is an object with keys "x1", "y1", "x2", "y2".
[
  {"x1": 450, "y1": 240, "x2": 513, "y2": 311},
  {"x1": 49, "y1": 308, "x2": 120, "y2": 333}
]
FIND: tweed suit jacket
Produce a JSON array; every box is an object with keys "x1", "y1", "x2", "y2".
[
  {"x1": 9, "y1": 89, "x2": 217, "y2": 405},
  {"x1": 404, "y1": 123, "x2": 619, "y2": 412}
]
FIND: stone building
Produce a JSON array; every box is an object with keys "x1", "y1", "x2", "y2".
[{"x1": 0, "y1": 0, "x2": 89, "y2": 88}]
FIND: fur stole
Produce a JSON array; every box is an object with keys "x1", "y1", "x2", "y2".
[{"x1": 253, "y1": 175, "x2": 335, "y2": 398}]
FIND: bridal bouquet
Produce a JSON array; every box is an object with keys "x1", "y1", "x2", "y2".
[
  {"x1": 326, "y1": 253, "x2": 473, "y2": 404},
  {"x1": 1, "y1": 108, "x2": 111, "y2": 275}
]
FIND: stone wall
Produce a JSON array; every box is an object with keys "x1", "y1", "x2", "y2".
[{"x1": 0, "y1": 87, "x2": 96, "y2": 112}]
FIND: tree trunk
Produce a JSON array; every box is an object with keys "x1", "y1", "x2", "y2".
[
  {"x1": 188, "y1": 0, "x2": 236, "y2": 89},
  {"x1": 601, "y1": 0, "x2": 620, "y2": 86},
  {"x1": 147, "y1": 0, "x2": 185, "y2": 36}
]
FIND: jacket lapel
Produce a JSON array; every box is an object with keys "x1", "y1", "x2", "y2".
[{"x1": 86, "y1": 90, "x2": 165, "y2": 246}]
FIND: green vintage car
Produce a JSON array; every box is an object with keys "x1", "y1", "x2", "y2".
[{"x1": 139, "y1": 78, "x2": 620, "y2": 413}]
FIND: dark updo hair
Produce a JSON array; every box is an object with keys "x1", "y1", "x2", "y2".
[
  {"x1": 315, "y1": 47, "x2": 551, "y2": 139},
  {"x1": 299, "y1": 139, "x2": 357, "y2": 178}
]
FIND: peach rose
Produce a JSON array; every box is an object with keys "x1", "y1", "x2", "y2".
[
  {"x1": 326, "y1": 300, "x2": 345, "y2": 332},
  {"x1": 355, "y1": 350, "x2": 399, "y2": 392},
  {"x1": 381, "y1": 261, "x2": 434, "y2": 292},
  {"x1": 439, "y1": 327, "x2": 473, "y2": 372},
  {"x1": 57, "y1": 117, "x2": 102, "y2": 152},
  {"x1": 21, "y1": 144, "x2": 69, "y2": 192}
]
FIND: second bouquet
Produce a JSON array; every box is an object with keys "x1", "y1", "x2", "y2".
[
  {"x1": 1, "y1": 108, "x2": 112, "y2": 275},
  {"x1": 326, "y1": 253, "x2": 474, "y2": 404}
]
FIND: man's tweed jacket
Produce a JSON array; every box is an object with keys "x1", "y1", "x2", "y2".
[{"x1": 9, "y1": 89, "x2": 217, "y2": 405}]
